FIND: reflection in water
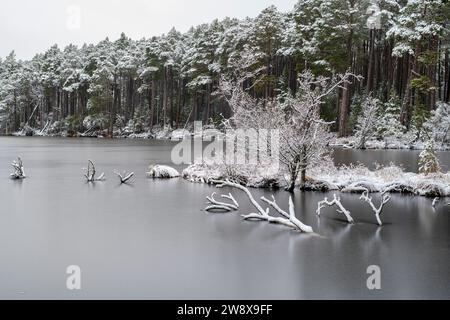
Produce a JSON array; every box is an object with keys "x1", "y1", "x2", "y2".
[{"x1": 0, "y1": 137, "x2": 448, "y2": 299}]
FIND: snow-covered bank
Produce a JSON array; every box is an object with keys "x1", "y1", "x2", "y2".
[
  {"x1": 182, "y1": 162, "x2": 281, "y2": 188},
  {"x1": 306, "y1": 163, "x2": 450, "y2": 197},
  {"x1": 331, "y1": 136, "x2": 450, "y2": 151},
  {"x1": 183, "y1": 162, "x2": 450, "y2": 197},
  {"x1": 6, "y1": 125, "x2": 224, "y2": 141}
]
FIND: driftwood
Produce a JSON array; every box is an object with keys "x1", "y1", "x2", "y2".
[
  {"x1": 211, "y1": 179, "x2": 313, "y2": 233},
  {"x1": 83, "y1": 160, "x2": 105, "y2": 182},
  {"x1": 205, "y1": 192, "x2": 239, "y2": 212},
  {"x1": 316, "y1": 194, "x2": 354, "y2": 224},
  {"x1": 10, "y1": 157, "x2": 26, "y2": 179},
  {"x1": 359, "y1": 190, "x2": 391, "y2": 226},
  {"x1": 114, "y1": 170, "x2": 134, "y2": 184}
]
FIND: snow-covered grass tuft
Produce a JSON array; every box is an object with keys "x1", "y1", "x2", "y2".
[{"x1": 147, "y1": 165, "x2": 180, "y2": 179}]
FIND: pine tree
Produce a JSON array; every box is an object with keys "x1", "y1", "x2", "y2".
[
  {"x1": 418, "y1": 139, "x2": 441, "y2": 175},
  {"x1": 376, "y1": 90, "x2": 405, "y2": 140}
]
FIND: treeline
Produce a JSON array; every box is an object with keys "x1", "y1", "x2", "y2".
[{"x1": 0, "y1": 0, "x2": 449, "y2": 136}]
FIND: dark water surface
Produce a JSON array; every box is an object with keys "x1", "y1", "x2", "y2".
[{"x1": 0, "y1": 137, "x2": 449, "y2": 299}]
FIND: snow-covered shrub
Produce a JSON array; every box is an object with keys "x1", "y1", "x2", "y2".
[
  {"x1": 182, "y1": 161, "x2": 281, "y2": 188},
  {"x1": 147, "y1": 165, "x2": 180, "y2": 179},
  {"x1": 418, "y1": 140, "x2": 441, "y2": 175},
  {"x1": 82, "y1": 114, "x2": 108, "y2": 132},
  {"x1": 124, "y1": 118, "x2": 144, "y2": 134},
  {"x1": 65, "y1": 114, "x2": 82, "y2": 135},
  {"x1": 115, "y1": 115, "x2": 126, "y2": 131},
  {"x1": 423, "y1": 102, "x2": 450, "y2": 146},
  {"x1": 47, "y1": 120, "x2": 65, "y2": 135},
  {"x1": 376, "y1": 92, "x2": 406, "y2": 140}
]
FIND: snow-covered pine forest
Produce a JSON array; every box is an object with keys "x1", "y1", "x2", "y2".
[{"x1": 0, "y1": 0, "x2": 449, "y2": 149}]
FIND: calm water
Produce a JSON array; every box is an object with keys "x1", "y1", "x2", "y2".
[{"x1": 0, "y1": 137, "x2": 449, "y2": 300}]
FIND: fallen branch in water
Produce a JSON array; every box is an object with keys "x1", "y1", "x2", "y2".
[
  {"x1": 316, "y1": 194, "x2": 354, "y2": 224},
  {"x1": 360, "y1": 190, "x2": 391, "y2": 226},
  {"x1": 205, "y1": 192, "x2": 238, "y2": 212},
  {"x1": 114, "y1": 170, "x2": 134, "y2": 184},
  {"x1": 211, "y1": 179, "x2": 313, "y2": 233},
  {"x1": 10, "y1": 157, "x2": 26, "y2": 180},
  {"x1": 83, "y1": 160, "x2": 105, "y2": 182},
  {"x1": 261, "y1": 195, "x2": 314, "y2": 233}
]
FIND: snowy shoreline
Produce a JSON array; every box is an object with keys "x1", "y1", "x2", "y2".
[
  {"x1": 4, "y1": 128, "x2": 449, "y2": 151},
  {"x1": 182, "y1": 162, "x2": 450, "y2": 198},
  {"x1": 331, "y1": 136, "x2": 450, "y2": 151}
]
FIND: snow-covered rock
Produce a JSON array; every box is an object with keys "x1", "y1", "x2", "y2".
[{"x1": 147, "y1": 165, "x2": 180, "y2": 179}]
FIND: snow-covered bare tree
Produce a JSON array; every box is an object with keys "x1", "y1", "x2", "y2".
[
  {"x1": 220, "y1": 64, "x2": 358, "y2": 192},
  {"x1": 354, "y1": 96, "x2": 380, "y2": 149}
]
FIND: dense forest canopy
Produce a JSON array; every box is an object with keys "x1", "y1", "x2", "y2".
[{"x1": 0, "y1": 0, "x2": 449, "y2": 138}]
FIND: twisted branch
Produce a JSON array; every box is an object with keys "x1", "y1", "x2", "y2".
[
  {"x1": 359, "y1": 190, "x2": 391, "y2": 226},
  {"x1": 317, "y1": 194, "x2": 354, "y2": 224}
]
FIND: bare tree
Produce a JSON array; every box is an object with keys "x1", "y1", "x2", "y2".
[
  {"x1": 220, "y1": 65, "x2": 359, "y2": 192},
  {"x1": 354, "y1": 96, "x2": 379, "y2": 149}
]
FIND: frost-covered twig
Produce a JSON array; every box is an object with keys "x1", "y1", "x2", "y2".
[
  {"x1": 360, "y1": 190, "x2": 391, "y2": 226},
  {"x1": 316, "y1": 194, "x2": 354, "y2": 224},
  {"x1": 83, "y1": 160, "x2": 105, "y2": 182},
  {"x1": 114, "y1": 170, "x2": 134, "y2": 184},
  {"x1": 205, "y1": 192, "x2": 238, "y2": 212},
  {"x1": 211, "y1": 179, "x2": 313, "y2": 233},
  {"x1": 10, "y1": 157, "x2": 26, "y2": 179}
]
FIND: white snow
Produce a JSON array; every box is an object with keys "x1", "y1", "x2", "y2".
[{"x1": 147, "y1": 165, "x2": 180, "y2": 179}]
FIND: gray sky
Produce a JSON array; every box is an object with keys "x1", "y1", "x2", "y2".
[{"x1": 0, "y1": 0, "x2": 296, "y2": 60}]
